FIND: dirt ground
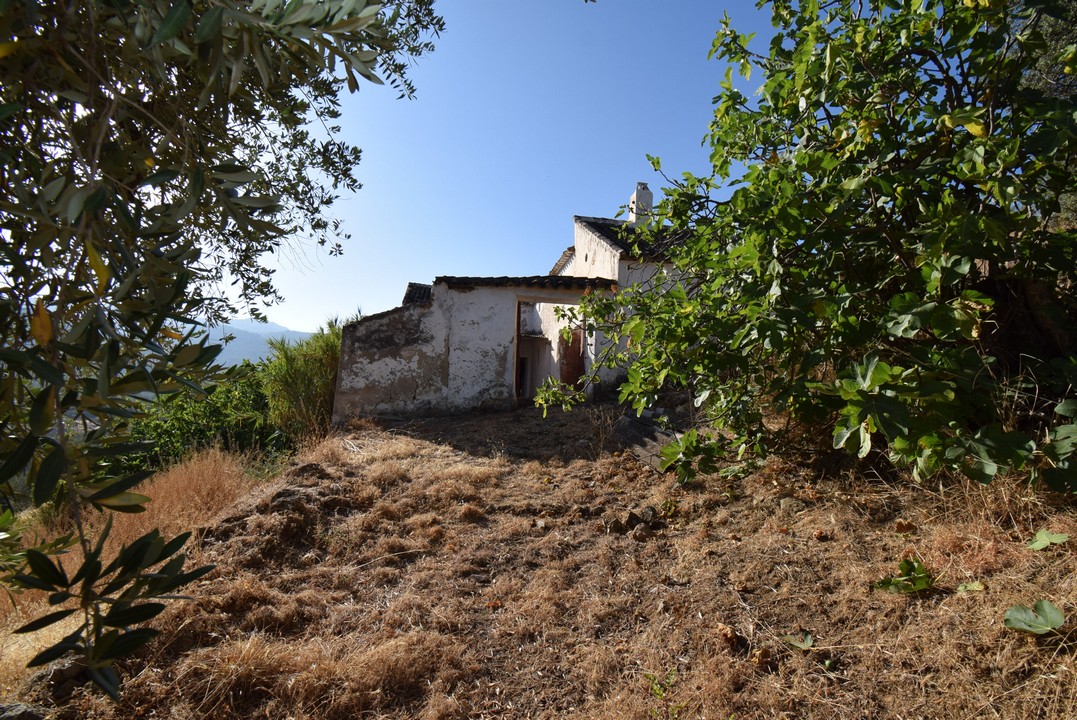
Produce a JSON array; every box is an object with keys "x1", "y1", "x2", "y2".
[{"x1": 14, "y1": 405, "x2": 1077, "y2": 718}]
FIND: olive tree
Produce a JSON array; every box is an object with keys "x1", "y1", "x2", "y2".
[{"x1": 0, "y1": 0, "x2": 440, "y2": 695}]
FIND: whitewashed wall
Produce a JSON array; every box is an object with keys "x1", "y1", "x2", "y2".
[
  {"x1": 439, "y1": 283, "x2": 520, "y2": 411},
  {"x1": 332, "y1": 302, "x2": 450, "y2": 419}
]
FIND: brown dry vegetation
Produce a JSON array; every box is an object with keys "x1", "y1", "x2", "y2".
[
  {"x1": 6, "y1": 406, "x2": 1077, "y2": 718},
  {"x1": 0, "y1": 448, "x2": 263, "y2": 696}
]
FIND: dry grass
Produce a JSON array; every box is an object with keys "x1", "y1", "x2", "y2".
[
  {"x1": 5, "y1": 407, "x2": 1077, "y2": 719},
  {"x1": 0, "y1": 448, "x2": 261, "y2": 695}
]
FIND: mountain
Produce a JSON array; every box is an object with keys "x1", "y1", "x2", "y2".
[{"x1": 209, "y1": 319, "x2": 311, "y2": 366}]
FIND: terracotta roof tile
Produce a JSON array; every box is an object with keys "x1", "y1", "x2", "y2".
[{"x1": 402, "y1": 282, "x2": 432, "y2": 305}]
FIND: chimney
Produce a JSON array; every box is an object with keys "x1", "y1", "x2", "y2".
[{"x1": 628, "y1": 182, "x2": 653, "y2": 225}]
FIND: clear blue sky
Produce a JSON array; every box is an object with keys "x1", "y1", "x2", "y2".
[{"x1": 261, "y1": 1, "x2": 776, "y2": 332}]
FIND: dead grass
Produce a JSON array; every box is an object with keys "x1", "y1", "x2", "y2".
[
  {"x1": 0, "y1": 448, "x2": 261, "y2": 696},
  {"x1": 5, "y1": 406, "x2": 1077, "y2": 719}
]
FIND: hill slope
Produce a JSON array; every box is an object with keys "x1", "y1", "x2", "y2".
[
  {"x1": 34, "y1": 407, "x2": 1077, "y2": 718},
  {"x1": 210, "y1": 319, "x2": 311, "y2": 366}
]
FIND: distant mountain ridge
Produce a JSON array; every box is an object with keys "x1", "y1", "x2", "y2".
[{"x1": 210, "y1": 319, "x2": 311, "y2": 366}]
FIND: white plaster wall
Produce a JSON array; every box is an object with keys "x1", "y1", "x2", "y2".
[
  {"x1": 535, "y1": 300, "x2": 574, "y2": 382},
  {"x1": 572, "y1": 224, "x2": 620, "y2": 280},
  {"x1": 438, "y1": 284, "x2": 520, "y2": 411},
  {"x1": 519, "y1": 302, "x2": 541, "y2": 335}
]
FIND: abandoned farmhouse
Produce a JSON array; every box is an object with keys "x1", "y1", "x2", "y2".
[{"x1": 331, "y1": 183, "x2": 666, "y2": 419}]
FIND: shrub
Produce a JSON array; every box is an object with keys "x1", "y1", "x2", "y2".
[
  {"x1": 260, "y1": 319, "x2": 346, "y2": 444},
  {"x1": 121, "y1": 363, "x2": 286, "y2": 472}
]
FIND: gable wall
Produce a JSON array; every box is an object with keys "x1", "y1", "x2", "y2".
[
  {"x1": 332, "y1": 303, "x2": 450, "y2": 419},
  {"x1": 572, "y1": 224, "x2": 621, "y2": 280}
]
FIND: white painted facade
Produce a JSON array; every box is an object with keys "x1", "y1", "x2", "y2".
[{"x1": 332, "y1": 184, "x2": 669, "y2": 419}]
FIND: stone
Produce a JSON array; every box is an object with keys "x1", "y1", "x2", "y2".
[
  {"x1": 779, "y1": 496, "x2": 806, "y2": 514},
  {"x1": 26, "y1": 658, "x2": 88, "y2": 703},
  {"x1": 0, "y1": 704, "x2": 48, "y2": 720}
]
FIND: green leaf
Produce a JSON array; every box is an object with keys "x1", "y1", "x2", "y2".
[
  {"x1": 1027, "y1": 529, "x2": 1069, "y2": 551},
  {"x1": 1005, "y1": 600, "x2": 1065, "y2": 635},
  {"x1": 195, "y1": 6, "x2": 224, "y2": 44},
  {"x1": 150, "y1": 0, "x2": 192, "y2": 47},
  {"x1": 29, "y1": 386, "x2": 55, "y2": 435},
  {"x1": 27, "y1": 635, "x2": 82, "y2": 667},
  {"x1": 1054, "y1": 399, "x2": 1077, "y2": 418},
  {"x1": 87, "y1": 666, "x2": 121, "y2": 702},
  {"x1": 33, "y1": 445, "x2": 68, "y2": 506},
  {"x1": 957, "y1": 581, "x2": 985, "y2": 592},
  {"x1": 96, "y1": 627, "x2": 158, "y2": 662},
  {"x1": 24, "y1": 549, "x2": 68, "y2": 588},
  {"x1": 101, "y1": 602, "x2": 166, "y2": 628},
  {"x1": 94, "y1": 491, "x2": 151, "y2": 512},
  {"x1": 874, "y1": 558, "x2": 934, "y2": 593},
  {"x1": 14, "y1": 608, "x2": 77, "y2": 634},
  {"x1": 0, "y1": 434, "x2": 38, "y2": 484}
]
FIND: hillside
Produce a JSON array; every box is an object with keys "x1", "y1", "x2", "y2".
[
  {"x1": 210, "y1": 319, "x2": 311, "y2": 366},
  {"x1": 11, "y1": 406, "x2": 1077, "y2": 719}
]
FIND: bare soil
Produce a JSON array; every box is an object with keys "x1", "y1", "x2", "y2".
[{"x1": 15, "y1": 405, "x2": 1077, "y2": 718}]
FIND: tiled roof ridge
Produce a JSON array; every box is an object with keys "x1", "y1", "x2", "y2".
[
  {"x1": 402, "y1": 282, "x2": 432, "y2": 306},
  {"x1": 548, "y1": 245, "x2": 575, "y2": 276},
  {"x1": 435, "y1": 274, "x2": 616, "y2": 289}
]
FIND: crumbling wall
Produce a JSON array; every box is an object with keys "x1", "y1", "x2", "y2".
[
  {"x1": 440, "y1": 284, "x2": 518, "y2": 411},
  {"x1": 332, "y1": 303, "x2": 450, "y2": 419}
]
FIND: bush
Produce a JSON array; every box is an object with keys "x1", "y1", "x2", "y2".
[
  {"x1": 260, "y1": 319, "x2": 345, "y2": 444},
  {"x1": 124, "y1": 363, "x2": 286, "y2": 471}
]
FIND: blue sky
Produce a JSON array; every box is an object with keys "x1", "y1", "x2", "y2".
[{"x1": 262, "y1": 1, "x2": 776, "y2": 331}]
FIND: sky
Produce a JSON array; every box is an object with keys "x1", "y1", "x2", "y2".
[{"x1": 260, "y1": 1, "x2": 777, "y2": 332}]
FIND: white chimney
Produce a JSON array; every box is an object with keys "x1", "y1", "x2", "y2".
[{"x1": 628, "y1": 182, "x2": 653, "y2": 225}]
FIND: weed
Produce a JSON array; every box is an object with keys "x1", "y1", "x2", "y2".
[
  {"x1": 873, "y1": 557, "x2": 934, "y2": 593},
  {"x1": 779, "y1": 630, "x2": 814, "y2": 650},
  {"x1": 644, "y1": 669, "x2": 686, "y2": 720},
  {"x1": 1027, "y1": 529, "x2": 1069, "y2": 550}
]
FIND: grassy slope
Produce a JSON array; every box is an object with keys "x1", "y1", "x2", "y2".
[{"x1": 7, "y1": 406, "x2": 1077, "y2": 718}]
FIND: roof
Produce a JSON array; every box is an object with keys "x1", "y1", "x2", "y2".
[
  {"x1": 574, "y1": 216, "x2": 673, "y2": 259},
  {"x1": 435, "y1": 275, "x2": 616, "y2": 291},
  {"x1": 402, "y1": 282, "x2": 432, "y2": 305},
  {"x1": 549, "y1": 245, "x2": 575, "y2": 276}
]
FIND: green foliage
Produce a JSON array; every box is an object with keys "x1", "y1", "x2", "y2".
[
  {"x1": 124, "y1": 362, "x2": 285, "y2": 470},
  {"x1": 564, "y1": 0, "x2": 1077, "y2": 489},
  {"x1": 260, "y1": 319, "x2": 346, "y2": 443},
  {"x1": 0, "y1": 0, "x2": 440, "y2": 695},
  {"x1": 11, "y1": 517, "x2": 212, "y2": 699},
  {"x1": 644, "y1": 669, "x2": 687, "y2": 720},
  {"x1": 874, "y1": 558, "x2": 935, "y2": 594},
  {"x1": 0, "y1": 510, "x2": 75, "y2": 591},
  {"x1": 1005, "y1": 599, "x2": 1066, "y2": 635},
  {"x1": 1027, "y1": 529, "x2": 1070, "y2": 550}
]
